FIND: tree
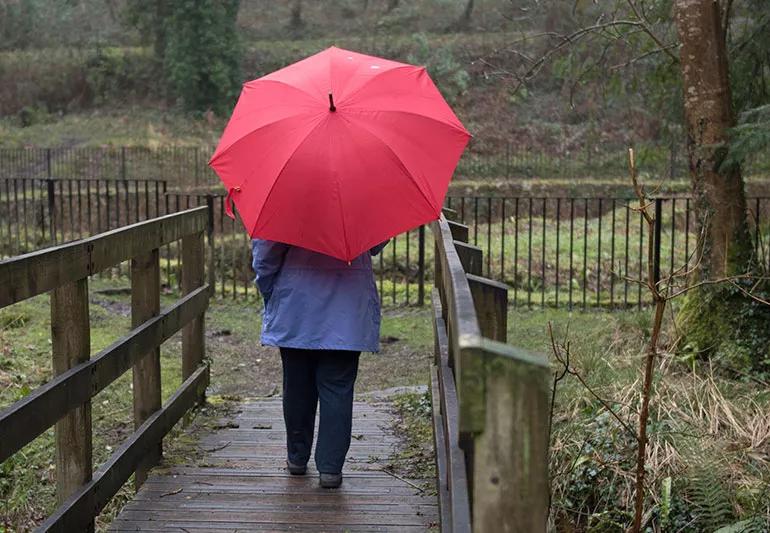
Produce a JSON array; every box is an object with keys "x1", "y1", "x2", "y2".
[
  {"x1": 674, "y1": 0, "x2": 770, "y2": 368},
  {"x1": 675, "y1": 0, "x2": 750, "y2": 279},
  {"x1": 288, "y1": 0, "x2": 304, "y2": 31},
  {"x1": 164, "y1": 0, "x2": 242, "y2": 115},
  {"x1": 123, "y1": 0, "x2": 171, "y2": 62}
]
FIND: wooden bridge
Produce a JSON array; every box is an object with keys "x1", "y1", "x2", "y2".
[{"x1": 0, "y1": 206, "x2": 550, "y2": 532}]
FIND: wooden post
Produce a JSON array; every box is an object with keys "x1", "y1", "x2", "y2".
[
  {"x1": 454, "y1": 241, "x2": 483, "y2": 276},
  {"x1": 131, "y1": 248, "x2": 161, "y2": 490},
  {"x1": 206, "y1": 195, "x2": 216, "y2": 297},
  {"x1": 51, "y1": 277, "x2": 93, "y2": 532},
  {"x1": 182, "y1": 230, "x2": 206, "y2": 398},
  {"x1": 467, "y1": 274, "x2": 509, "y2": 342},
  {"x1": 447, "y1": 220, "x2": 469, "y2": 243},
  {"x1": 472, "y1": 348, "x2": 550, "y2": 533}
]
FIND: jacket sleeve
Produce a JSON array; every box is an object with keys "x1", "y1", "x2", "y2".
[
  {"x1": 370, "y1": 240, "x2": 389, "y2": 256},
  {"x1": 251, "y1": 239, "x2": 290, "y2": 304}
]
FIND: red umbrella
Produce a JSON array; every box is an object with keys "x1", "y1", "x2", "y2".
[{"x1": 209, "y1": 46, "x2": 470, "y2": 261}]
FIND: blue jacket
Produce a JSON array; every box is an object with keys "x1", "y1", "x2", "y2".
[{"x1": 251, "y1": 239, "x2": 387, "y2": 353}]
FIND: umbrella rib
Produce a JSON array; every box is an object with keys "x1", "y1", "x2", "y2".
[
  {"x1": 250, "y1": 117, "x2": 329, "y2": 237},
  {"x1": 210, "y1": 112, "x2": 322, "y2": 166},
  {"x1": 344, "y1": 107, "x2": 470, "y2": 136},
  {"x1": 245, "y1": 78, "x2": 326, "y2": 106},
  {"x1": 337, "y1": 65, "x2": 416, "y2": 106},
  {"x1": 342, "y1": 116, "x2": 440, "y2": 217}
]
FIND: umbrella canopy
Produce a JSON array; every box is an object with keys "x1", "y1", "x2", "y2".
[{"x1": 209, "y1": 46, "x2": 470, "y2": 261}]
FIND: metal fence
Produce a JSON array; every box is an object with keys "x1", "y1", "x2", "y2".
[
  {"x1": 0, "y1": 177, "x2": 428, "y2": 306},
  {"x1": 4, "y1": 145, "x2": 769, "y2": 184},
  {"x1": 445, "y1": 195, "x2": 770, "y2": 309},
  {"x1": 2, "y1": 176, "x2": 768, "y2": 308}
]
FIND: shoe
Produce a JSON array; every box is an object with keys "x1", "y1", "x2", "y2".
[
  {"x1": 319, "y1": 472, "x2": 342, "y2": 488},
  {"x1": 286, "y1": 460, "x2": 307, "y2": 475}
]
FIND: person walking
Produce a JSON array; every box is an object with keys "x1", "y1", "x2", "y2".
[{"x1": 252, "y1": 239, "x2": 387, "y2": 489}]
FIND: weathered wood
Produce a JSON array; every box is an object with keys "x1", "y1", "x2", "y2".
[
  {"x1": 131, "y1": 248, "x2": 162, "y2": 490},
  {"x1": 0, "y1": 207, "x2": 207, "y2": 308},
  {"x1": 431, "y1": 214, "x2": 551, "y2": 532},
  {"x1": 430, "y1": 289, "x2": 472, "y2": 533},
  {"x1": 40, "y1": 366, "x2": 209, "y2": 533},
  {"x1": 0, "y1": 285, "x2": 209, "y2": 463},
  {"x1": 442, "y1": 206, "x2": 459, "y2": 221},
  {"x1": 50, "y1": 278, "x2": 93, "y2": 532},
  {"x1": 447, "y1": 220, "x2": 469, "y2": 243},
  {"x1": 454, "y1": 241, "x2": 483, "y2": 276},
  {"x1": 471, "y1": 346, "x2": 550, "y2": 533},
  {"x1": 467, "y1": 274, "x2": 509, "y2": 342},
  {"x1": 110, "y1": 398, "x2": 438, "y2": 532},
  {"x1": 182, "y1": 230, "x2": 206, "y2": 400}
]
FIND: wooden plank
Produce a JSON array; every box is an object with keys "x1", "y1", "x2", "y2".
[
  {"x1": 112, "y1": 508, "x2": 433, "y2": 527},
  {"x1": 0, "y1": 207, "x2": 207, "y2": 308},
  {"x1": 467, "y1": 274, "x2": 509, "y2": 342},
  {"x1": 131, "y1": 248, "x2": 161, "y2": 489},
  {"x1": 182, "y1": 230, "x2": 205, "y2": 389},
  {"x1": 50, "y1": 278, "x2": 93, "y2": 533},
  {"x1": 442, "y1": 207, "x2": 459, "y2": 221},
  {"x1": 430, "y1": 365, "x2": 452, "y2": 533},
  {"x1": 111, "y1": 520, "x2": 432, "y2": 532},
  {"x1": 454, "y1": 241, "x2": 483, "y2": 276},
  {"x1": 0, "y1": 285, "x2": 208, "y2": 465},
  {"x1": 39, "y1": 365, "x2": 209, "y2": 533},
  {"x1": 446, "y1": 220, "x2": 469, "y2": 243}
]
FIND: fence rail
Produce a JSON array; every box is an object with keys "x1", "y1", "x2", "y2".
[
  {"x1": 2, "y1": 176, "x2": 769, "y2": 309},
  {"x1": 0, "y1": 207, "x2": 210, "y2": 531},
  {"x1": 430, "y1": 209, "x2": 549, "y2": 532},
  {"x1": 3, "y1": 145, "x2": 769, "y2": 185}
]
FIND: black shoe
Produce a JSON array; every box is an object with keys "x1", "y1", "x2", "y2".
[
  {"x1": 319, "y1": 473, "x2": 342, "y2": 488},
  {"x1": 286, "y1": 460, "x2": 307, "y2": 475}
]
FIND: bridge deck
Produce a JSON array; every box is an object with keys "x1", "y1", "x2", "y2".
[{"x1": 111, "y1": 398, "x2": 438, "y2": 532}]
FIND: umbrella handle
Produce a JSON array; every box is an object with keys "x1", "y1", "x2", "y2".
[{"x1": 225, "y1": 187, "x2": 239, "y2": 220}]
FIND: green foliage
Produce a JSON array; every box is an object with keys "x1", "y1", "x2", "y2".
[
  {"x1": 724, "y1": 105, "x2": 770, "y2": 172},
  {"x1": 406, "y1": 33, "x2": 469, "y2": 103},
  {"x1": 163, "y1": 0, "x2": 242, "y2": 115},
  {"x1": 687, "y1": 459, "x2": 736, "y2": 531},
  {"x1": 729, "y1": 4, "x2": 770, "y2": 114}
]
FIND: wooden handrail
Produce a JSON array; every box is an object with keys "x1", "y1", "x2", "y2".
[
  {"x1": 0, "y1": 207, "x2": 210, "y2": 532},
  {"x1": 430, "y1": 213, "x2": 550, "y2": 533}
]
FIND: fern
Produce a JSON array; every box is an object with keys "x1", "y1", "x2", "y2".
[
  {"x1": 688, "y1": 462, "x2": 736, "y2": 532},
  {"x1": 713, "y1": 517, "x2": 769, "y2": 533}
]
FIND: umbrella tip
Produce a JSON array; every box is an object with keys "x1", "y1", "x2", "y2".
[{"x1": 328, "y1": 92, "x2": 336, "y2": 112}]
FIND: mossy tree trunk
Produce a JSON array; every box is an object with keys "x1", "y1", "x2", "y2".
[{"x1": 674, "y1": 0, "x2": 769, "y2": 368}]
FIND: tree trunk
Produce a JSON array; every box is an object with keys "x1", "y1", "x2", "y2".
[
  {"x1": 386, "y1": 0, "x2": 399, "y2": 13},
  {"x1": 674, "y1": 0, "x2": 751, "y2": 279},
  {"x1": 289, "y1": 0, "x2": 304, "y2": 30},
  {"x1": 459, "y1": 0, "x2": 475, "y2": 29}
]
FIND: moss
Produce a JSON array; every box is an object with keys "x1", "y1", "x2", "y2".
[{"x1": 678, "y1": 282, "x2": 770, "y2": 372}]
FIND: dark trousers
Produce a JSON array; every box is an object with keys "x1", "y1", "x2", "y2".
[{"x1": 280, "y1": 347, "x2": 360, "y2": 474}]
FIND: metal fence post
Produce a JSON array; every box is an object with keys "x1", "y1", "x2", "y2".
[
  {"x1": 417, "y1": 225, "x2": 425, "y2": 306},
  {"x1": 46, "y1": 178, "x2": 56, "y2": 243},
  {"x1": 121, "y1": 146, "x2": 127, "y2": 181},
  {"x1": 653, "y1": 198, "x2": 663, "y2": 285}
]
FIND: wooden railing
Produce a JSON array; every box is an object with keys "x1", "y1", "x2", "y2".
[
  {"x1": 0, "y1": 207, "x2": 210, "y2": 532},
  {"x1": 430, "y1": 209, "x2": 550, "y2": 532}
]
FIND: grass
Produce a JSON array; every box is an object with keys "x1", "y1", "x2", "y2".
[{"x1": 511, "y1": 306, "x2": 770, "y2": 531}]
